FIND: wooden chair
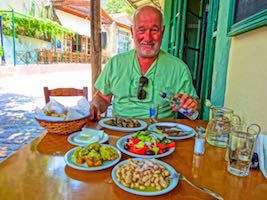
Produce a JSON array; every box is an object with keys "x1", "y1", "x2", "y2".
[{"x1": 43, "y1": 87, "x2": 88, "y2": 104}]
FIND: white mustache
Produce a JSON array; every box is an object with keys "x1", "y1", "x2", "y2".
[{"x1": 140, "y1": 42, "x2": 154, "y2": 45}]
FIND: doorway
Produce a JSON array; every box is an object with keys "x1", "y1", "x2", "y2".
[{"x1": 162, "y1": 0, "x2": 220, "y2": 119}]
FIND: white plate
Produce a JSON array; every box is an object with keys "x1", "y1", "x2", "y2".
[
  {"x1": 64, "y1": 144, "x2": 121, "y2": 171},
  {"x1": 112, "y1": 158, "x2": 179, "y2": 196},
  {"x1": 99, "y1": 118, "x2": 147, "y2": 132},
  {"x1": 148, "y1": 122, "x2": 196, "y2": 140},
  {"x1": 67, "y1": 131, "x2": 109, "y2": 146},
  {"x1": 116, "y1": 134, "x2": 175, "y2": 159}
]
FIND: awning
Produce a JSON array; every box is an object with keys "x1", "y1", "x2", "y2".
[
  {"x1": 55, "y1": 9, "x2": 91, "y2": 37},
  {"x1": 126, "y1": 0, "x2": 163, "y2": 10}
]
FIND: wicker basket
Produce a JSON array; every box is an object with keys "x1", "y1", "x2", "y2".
[{"x1": 35, "y1": 115, "x2": 89, "y2": 135}]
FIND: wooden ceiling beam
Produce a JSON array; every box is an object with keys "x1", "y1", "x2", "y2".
[
  {"x1": 126, "y1": 0, "x2": 138, "y2": 9},
  {"x1": 134, "y1": 0, "x2": 152, "y2": 7},
  {"x1": 126, "y1": 0, "x2": 162, "y2": 10},
  {"x1": 150, "y1": 0, "x2": 161, "y2": 8}
]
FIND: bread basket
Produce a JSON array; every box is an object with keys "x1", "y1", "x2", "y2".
[{"x1": 35, "y1": 115, "x2": 89, "y2": 135}]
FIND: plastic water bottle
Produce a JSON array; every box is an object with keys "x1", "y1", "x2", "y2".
[
  {"x1": 149, "y1": 103, "x2": 158, "y2": 124},
  {"x1": 160, "y1": 92, "x2": 199, "y2": 120}
]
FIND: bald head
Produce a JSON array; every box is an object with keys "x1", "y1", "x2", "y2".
[
  {"x1": 131, "y1": 6, "x2": 165, "y2": 58},
  {"x1": 133, "y1": 6, "x2": 164, "y2": 29}
]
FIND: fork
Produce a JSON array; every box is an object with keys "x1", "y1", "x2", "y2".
[{"x1": 170, "y1": 173, "x2": 224, "y2": 200}]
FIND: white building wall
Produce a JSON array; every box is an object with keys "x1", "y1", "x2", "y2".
[
  {"x1": 55, "y1": 9, "x2": 91, "y2": 37},
  {"x1": 3, "y1": 35, "x2": 51, "y2": 65}
]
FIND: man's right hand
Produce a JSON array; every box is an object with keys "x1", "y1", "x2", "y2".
[
  {"x1": 89, "y1": 91, "x2": 112, "y2": 121},
  {"x1": 89, "y1": 101, "x2": 102, "y2": 121}
]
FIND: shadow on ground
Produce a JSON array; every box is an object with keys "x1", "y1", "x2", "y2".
[{"x1": 0, "y1": 93, "x2": 44, "y2": 162}]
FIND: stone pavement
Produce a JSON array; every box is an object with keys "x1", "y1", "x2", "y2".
[{"x1": 0, "y1": 64, "x2": 93, "y2": 162}]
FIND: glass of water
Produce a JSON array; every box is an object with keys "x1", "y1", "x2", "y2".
[{"x1": 227, "y1": 124, "x2": 261, "y2": 176}]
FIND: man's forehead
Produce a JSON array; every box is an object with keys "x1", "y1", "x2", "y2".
[{"x1": 135, "y1": 11, "x2": 161, "y2": 27}]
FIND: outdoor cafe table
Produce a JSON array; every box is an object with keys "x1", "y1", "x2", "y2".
[{"x1": 0, "y1": 119, "x2": 266, "y2": 200}]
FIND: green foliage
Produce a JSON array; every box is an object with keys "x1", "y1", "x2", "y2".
[
  {"x1": 105, "y1": 0, "x2": 134, "y2": 16},
  {"x1": 0, "y1": 45, "x2": 3, "y2": 57},
  {"x1": 0, "y1": 11, "x2": 75, "y2": 41}
]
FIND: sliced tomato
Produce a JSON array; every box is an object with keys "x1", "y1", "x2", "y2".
[
  {"x1": 128, "y1": 142, "x2": 134, "y2": 147},
  {"x1": 157, "y1": 143, "x2": 165, "y2": 149},
  {"x1": 166, "y1": 141, "x2": 176, "y2": 148},
  {"x1": 133, "y1": 138, "x2": 140, "y2": 144},
  {"x1": 129, "y1": 137, "x2": 140, "y2": 144},
  {"x1": 158, "y1": 148, "x2": 163, "y2": 154},
  {"x1": 131, "y1": 146, "x2": 148, "y2": 155},
  {"x1": 129, "y1": 145, "x2": 134, "y2": 152}
]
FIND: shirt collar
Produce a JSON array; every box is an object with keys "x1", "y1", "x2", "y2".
[{"x1": 133, "y1": 50, "x2": 162, "y2": 76}]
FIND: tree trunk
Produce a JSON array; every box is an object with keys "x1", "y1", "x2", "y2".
[{"x1": 90, "y1": 0, "x2": 101, "y2": 97}]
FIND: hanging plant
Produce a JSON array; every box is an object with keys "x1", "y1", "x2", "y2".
[{"x1": 0, "y1": 11, "x2": 75, "y2": 41}]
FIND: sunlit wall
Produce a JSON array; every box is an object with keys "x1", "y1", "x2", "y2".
[{"x1": 225, "y1": 26, "x2": 267, "y2": 134}]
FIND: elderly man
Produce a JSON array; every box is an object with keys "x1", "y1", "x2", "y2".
[{"x1": 90, "y1": 6, "x2": 199, "y2": 120}]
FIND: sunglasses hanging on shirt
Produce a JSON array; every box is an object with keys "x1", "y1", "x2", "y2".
[
  {"x1": 137, "y1": 76, "x2": 148, "y2": 100},
  {"x1": 128, "y1": 50, "x2": 159, "y2": 103}
]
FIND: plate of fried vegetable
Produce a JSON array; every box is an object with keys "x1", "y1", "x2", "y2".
[
  {"x1": 99, "y1": 117, "x2": 147, "y2": 132},
  {"x1": 148, "y1": 122, "x2": 196, "y2": 140},
  {"x1": 64, "y1": 142, "x2": 121, "y2": 171}
]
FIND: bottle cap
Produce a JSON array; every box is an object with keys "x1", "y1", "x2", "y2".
[
  {"x1": 160, "y1": 92, "x2": 167, "y2": 98},
  {"x1": 196, "y1": 126, "x2": 206, "y2": 136}
]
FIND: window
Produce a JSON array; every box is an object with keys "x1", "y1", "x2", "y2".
[
  {"x1": 81, "y1": 36, "x2": 87, "y2": 53},
  {"x1": 228, "y1": 0, "x2": 267, "y2": 36},
  {"x1": 117, "y1": 30, "x2": 130, "y2": 53},
  {"x1": 64, "y1": 35, "x2": 72, "y2": 52}
]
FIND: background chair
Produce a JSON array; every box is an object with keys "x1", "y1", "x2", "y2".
[{"x1": 43, "y1": 87, "x2": 88, "y2": 104}]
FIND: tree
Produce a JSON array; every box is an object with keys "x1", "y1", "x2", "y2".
[{"x1": 105, "y1": 0, "x2": 134, "y2": 16}]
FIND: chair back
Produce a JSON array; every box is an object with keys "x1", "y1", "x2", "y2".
[{"x1": 43, "y1": 87, "x2": 88, "y2": 104}]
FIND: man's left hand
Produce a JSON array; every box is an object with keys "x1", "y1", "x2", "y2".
[{"x1": 172, "y1": 93, "x2": 199, "y2": 112}]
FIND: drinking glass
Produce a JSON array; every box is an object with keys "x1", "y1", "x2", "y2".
[{"x1": 227, "y1": 124, "x2": 261, "y2": 176}]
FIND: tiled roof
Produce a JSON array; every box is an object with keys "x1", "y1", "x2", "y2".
[
  {"x1": 110, "y1": 13, "x2": 133, "y2": 27},
  {"x1": 68, "y1": 5, "x2": 112, "y2": 24},
  {"x1": 52, "y1": 0, "x2": 130, "y2": 29}
]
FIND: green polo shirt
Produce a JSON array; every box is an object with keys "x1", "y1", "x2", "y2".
[{"x1": 94, "y1": 49, "x2": 198, "y2": 119}]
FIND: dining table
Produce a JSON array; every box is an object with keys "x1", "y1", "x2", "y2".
[{"x1": 0, "y1": 119, "x2": 266, "y2": 200}]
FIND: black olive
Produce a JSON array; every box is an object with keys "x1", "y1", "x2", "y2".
[
  {"x1": 145, "y1": 150, "x2": 155, "y2": 155},
  {"x1": 162, "y1": 147, "x2": 169, "y2": 153},
  {"x1": 124, "y1": 144, "x2": 129, "y2": 150},
  {"x1": 126, "y1": 138, "x2": 130, "y2": 142}
]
